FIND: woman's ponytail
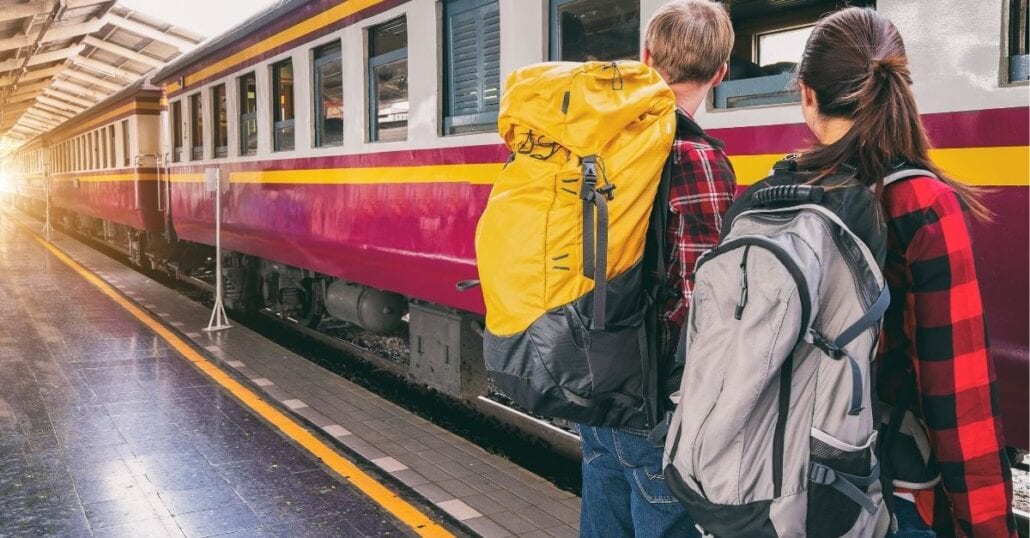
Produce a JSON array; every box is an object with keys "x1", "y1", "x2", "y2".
[{"x1": 795, "y1": 8, "x2": 991, "y2": 220}]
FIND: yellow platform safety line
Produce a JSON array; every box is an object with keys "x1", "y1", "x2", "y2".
[{"x1": 21, "y1": 226, "x2": 454, "y2": 538}]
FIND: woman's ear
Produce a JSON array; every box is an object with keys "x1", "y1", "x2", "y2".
[
  {"x1": 799, "y1": 81, "x2": 817, "y2": 109},
  {"x1": 642, "y1": 47, "x2": 653, "y2": 67}
]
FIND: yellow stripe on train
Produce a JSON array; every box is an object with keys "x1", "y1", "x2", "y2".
[
  {"x1": 166, "y1": 0, "x2": 386, "y2": 94},
  {"x1": 156, "y1": 146, "x2": 1027, "y2": 187},
  {"x1": 732, "y1": 146, "x2": 1030, "y2": 186}
]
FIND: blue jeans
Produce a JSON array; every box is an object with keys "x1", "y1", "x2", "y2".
[
  {"x1": 577, "y1": 425, "x2": 699, "y2": 538},
  {"x1": 891, "y1": 497, "x2": 936, "y2": 537}
]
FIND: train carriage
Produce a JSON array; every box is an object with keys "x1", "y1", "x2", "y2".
[
  {"x1": 7, "y1": 0, "x2": 1024, "y2": 452},
  {"x1": 150, "y1": 0, "x2": 1028, "y2": 448}
]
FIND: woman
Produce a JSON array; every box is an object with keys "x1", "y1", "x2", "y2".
[{"x1": 793, "y1": 7, "x2": 1015, "y2": 537}]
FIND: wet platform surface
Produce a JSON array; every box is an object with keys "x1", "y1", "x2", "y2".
[{"x1": 0, "y1": 214, "x2": 417, "y2": 537}]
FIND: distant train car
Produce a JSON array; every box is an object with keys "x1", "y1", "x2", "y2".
[
  {"x1": 46, "y1": 81, "x2": 166, "y2": 265},
  {"x1": 6, "y1": 138, "x2": 47, "y2": 216},
  {"x1": 12, "y1": 0, "x2": 1025, "y2": 448}
]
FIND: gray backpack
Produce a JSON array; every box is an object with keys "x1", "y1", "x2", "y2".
[{"x1": 662, "y1": 161, "x2": 931, "y2": 537}]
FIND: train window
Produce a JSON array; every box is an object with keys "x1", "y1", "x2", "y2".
[
  {"x1": 122, "y1": 120, "x2": 130, "y2": 167},
  {"x1": 715, "y1": 0, "x2": 874, "y2": 109},
  {"x1": 272, "y1": 59, "x2": 296, "y2": 151},
  {"x1": 549, "y1": 0, "x2": 640, "y2": 62},
  {"x1": 239, "y1": 73, "x2": 258, "y2": 156},
  {"x1": 313, "y1": 42, "x2": 343, "y2": 148},
  {"x1": 172, "y1": 100, "x2": 184, "y2": 162},
  {"x1": 108, "y1": 125, "x2": 116, "y2": 169},
  {"x1": 443, "y1": 0, "x2": 500, "y2": 135},
  {"x1": 190, "y1": 93, "x2": 204, "y2": 160},
  {"x1": 1011, "y1": 0, "x2": 1029, "y2": 82},
  {"x1": 368, "y1": 17, "x2": 408, "y2": 142},
  {"x1": 100, "y1": 128, "x2": 107, "y2": 169},
  {"x1": 92, "y1": 131, "x2": 100, "y2": 170},
  {"x1": 212, "y1": 84, "x2": 228, "y2": 158}
]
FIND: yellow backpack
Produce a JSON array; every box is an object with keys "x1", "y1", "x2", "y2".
[{"x1": 475, "y1": 61, "x2": 676, "y2": 427}]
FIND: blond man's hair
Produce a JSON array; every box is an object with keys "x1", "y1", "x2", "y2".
[{"x1": 645, "y1": 0, "x2": 734, "y2": 84}]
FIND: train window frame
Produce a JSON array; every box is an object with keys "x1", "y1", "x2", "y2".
[
  {"x1": 271, "y1": 58, "x2": 296, "y2": 152},
  {"x1": 212, "y1": 83, "x2": 229, "y2": 158},
  {"x1": 368, "y1": 16, "x2": 409, "y2": 143},
  {"x1": 713, "y1": 1, "x2": 875, "y2": 111},
  {"x1": 1009, "y1": 0, "x2": 1029, "y2": 82},
  {"x1": 443, "y1": 0, "x2": 501, "y2": 136},
  {"x1": 312, "y1": 41, "x2": 344, "y2": 148},
  {"x1": 238, "y1": 72, "x2": 258, "y2": 157},
  {"x1": 101, "y1": 128, "x2": 109, "y2": 169},
  {"x1": 189, "y1": 92, "x2": 204, "y2": 161},
  {"x1": 548, "y1": 0, "x2": 641, "y2": 62},
  {"x1": 122, "y1": 120, "x2": 130, "y2": 167},
  {"x1": 172, "y1": 100, "x2": 184, "y2": 162}
]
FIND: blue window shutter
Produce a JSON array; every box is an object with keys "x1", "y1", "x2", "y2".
[{"x1": 446, "y1": 0, "x2": 500, "y2": 133}]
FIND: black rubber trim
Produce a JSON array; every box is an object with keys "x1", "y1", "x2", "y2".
[{"x1": 773, "y1": 352, "x2": 793, "y2": 497}]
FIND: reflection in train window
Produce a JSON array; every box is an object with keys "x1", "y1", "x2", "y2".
[
  {"x1": 190, "y1": 93, "x2": 204, "y2": 160},
  {"x1": 92, "y1": 131, "x2": 100, "y2": 170},
  {"x1": 239, "y1": 73, "x2": 258, "y2": 156},
  {"x1": 313, "y1": 42, "x2": 343, "y2": 147},
  {"x1": 369, "y1": 17, "x2": 408, "y2": 142},
  {"x1": 444, "y1": 0, "x2": 500, "y2": 135},
  {"x1": 212, "y1": 84, "x2": 228, "y2": 158},
  {"x1": 122, "y1": 120, "x2": 130, "y2": 167},
  {"x1": 1011, "y1": 0, "x2": 1029, "y2": 81},
  {"x1": 550, "y1": 0, "x2": 639, "y2": 62},
  {"x1": 100, "y1": 129, "x2": 108, "y2": 169},
  {"x1": 172, "y1": 100, "x2": 183, "y2": 162},
  {"x1": 716, "y1": 0, "x2": 874, "y2": 109},
  {"x1": 272, "y1": 59, "x2": 295, "y2": 151},
  {"x1": 108, "y1": 125, "x2": 116, "y2": 169}
]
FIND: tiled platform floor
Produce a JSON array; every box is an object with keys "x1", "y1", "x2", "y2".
[
  {"x1": 0, "y1": 208, "x2": 583, "y2": 538},
  {"x1": 0, "y1": 214, "x2": 425, "y2": 537}
]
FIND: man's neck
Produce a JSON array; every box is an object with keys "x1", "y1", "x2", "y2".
[{"x1": 667, "y1": 81, "x2": 711, "y2": 117}]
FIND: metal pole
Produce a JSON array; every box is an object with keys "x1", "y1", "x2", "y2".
[{"x1": 204, "y1": 168, "x2": 231, "y2": 332}]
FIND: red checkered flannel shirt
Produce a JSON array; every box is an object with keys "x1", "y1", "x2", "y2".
[
  {"x1": 657, "y1": 110, "x2": 736, "y2": 361},
  {"x1": 879, "y1": 177, "x2": 1015, "y2": 537}
]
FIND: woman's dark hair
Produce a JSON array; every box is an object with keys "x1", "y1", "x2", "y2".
[{"x1": 796, "y1": 7, "x2": 990, "y2": 220}]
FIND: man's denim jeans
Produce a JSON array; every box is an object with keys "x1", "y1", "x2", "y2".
[{"x1": 578, "y1": 425, "x2": 699, "y2": 538}]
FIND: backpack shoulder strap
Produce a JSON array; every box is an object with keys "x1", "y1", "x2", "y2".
[{"x1": 883, "y1": 168, "x2": 937, "y2": 188}]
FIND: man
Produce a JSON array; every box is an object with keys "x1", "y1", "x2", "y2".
[{"x1": 577, "y1": 1, "x2": 737, "y2": 536}]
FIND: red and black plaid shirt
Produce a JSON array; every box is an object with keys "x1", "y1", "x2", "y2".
[
  {"x1": 658, "y1": 111, "x2": 736, "y2": 363},
  {"x1": 879, "y1": 177, "x2": 1015, "y2": 537}
]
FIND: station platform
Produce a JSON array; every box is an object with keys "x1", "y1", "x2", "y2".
[{"x1": 0, "y1": 211, "x2": 581, "y2": 537}]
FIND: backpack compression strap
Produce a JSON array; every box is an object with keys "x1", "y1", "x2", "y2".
[
  {"x1": 580, "y1": 155, "x2": 615, "y2": 331},
  {"x1": 807, "y1": 285, "x2": 891, "y2": 416}
]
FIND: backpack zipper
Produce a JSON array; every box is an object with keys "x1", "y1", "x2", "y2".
[{"x1": 734, "y1": 245, "x2": 751, "y2": 320}]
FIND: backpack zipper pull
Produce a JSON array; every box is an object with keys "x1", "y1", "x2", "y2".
[{"x1": 734, "y1": 246, "x2": 751, "y2": 320}]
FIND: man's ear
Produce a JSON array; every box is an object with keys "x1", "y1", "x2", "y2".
[
  {"x1": 642, "y1": 47, "x2": 653, "y2": 67},
  {"x1": 710, "y1": 62, "x2": 729, "y2": 88}
]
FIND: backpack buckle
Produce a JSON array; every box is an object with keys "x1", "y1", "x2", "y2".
[
  {"x1": 580, "y1": 156, "x2": 598, "y2": 200},
  {"x1": 806, "y1": 329, "x2": 842, "y2": 358},
  {"x1": 808, "y1": 462, "x2": 836, "y2": 485},
  {"x1": 597, "y1": 184, "x2": 616, "y2": 201}
]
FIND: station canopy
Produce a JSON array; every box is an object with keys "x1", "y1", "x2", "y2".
[{"x1": 0, "y1": 0, "x2": 203, "y2": 153}]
